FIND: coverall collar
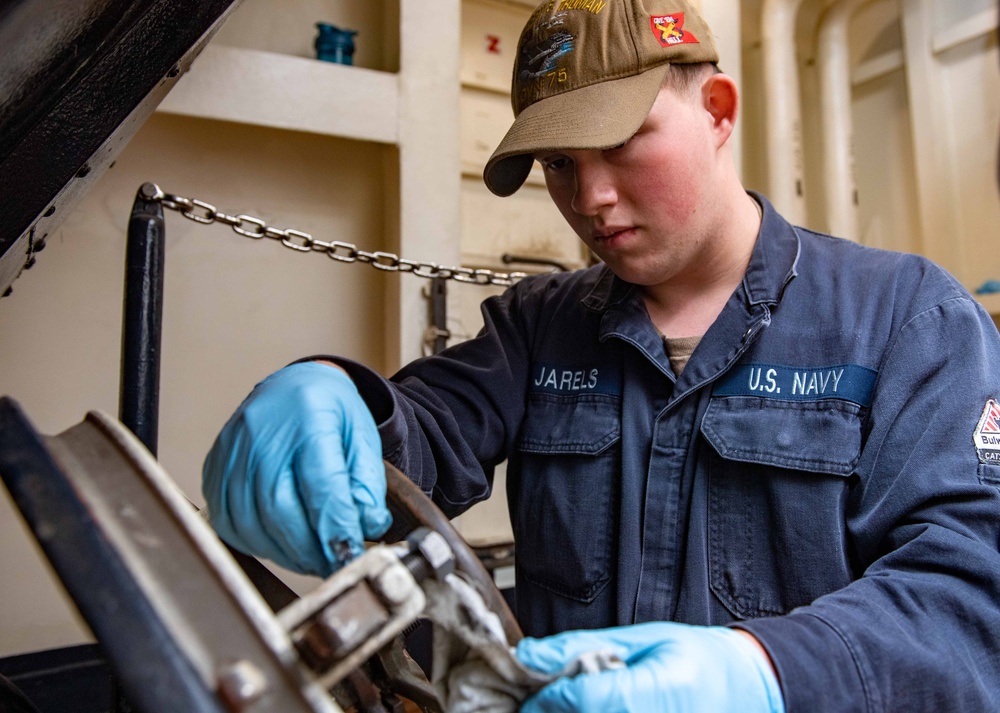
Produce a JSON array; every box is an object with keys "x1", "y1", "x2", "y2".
[{"x1": 743, "y1": 192, "x2": 801, "y2": 307}]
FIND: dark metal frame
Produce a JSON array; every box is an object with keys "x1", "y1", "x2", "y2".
[
  {"x1": 0, "y1": 402, "x2": 230, "y2": 713},
  {"x1": 0, "y1": 0, "x2": 243, "y2": 297}
]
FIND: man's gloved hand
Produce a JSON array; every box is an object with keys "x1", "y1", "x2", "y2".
[
  {"x1": 515, "y1": 622, "x2": 785, "y2": 713},
  {"x1": 202, "y1": 362, "x2": 392, "y2": 577}
]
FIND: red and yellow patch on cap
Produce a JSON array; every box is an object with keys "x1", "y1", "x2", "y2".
[{"x1": 650, "y1": 13, "x2": 700, "y2": 48}]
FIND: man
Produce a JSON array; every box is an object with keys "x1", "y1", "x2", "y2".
[{"x1": 202, "y1": 1, "x2": 1000, "y2": 710}]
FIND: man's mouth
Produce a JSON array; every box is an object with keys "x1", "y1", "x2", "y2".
[{"x1": 592, "y1": 226, "x2": 635, "y2": 245}]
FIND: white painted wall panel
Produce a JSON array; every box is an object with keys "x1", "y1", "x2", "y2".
[
  {"x1": 461, "y1": 0, "x2": 527, "y2": 92},
  {"x1": 460, "y1": 179, "x2": 583, "y2": 269},
  {"x1": 937, "y1": 33, "x2": 1000, "y2": 289},
  {"x1": 852, "y1": 70, "x2": 922, "y2": 253}
]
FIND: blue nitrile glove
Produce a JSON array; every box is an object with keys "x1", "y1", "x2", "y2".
[
  {"x1": 202, "y1": 362, "x2": 392, "y2": 577},
  {"x1": 516, "y1": 622, "x2": 785, "y2": 713}
]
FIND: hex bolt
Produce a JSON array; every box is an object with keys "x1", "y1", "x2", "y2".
[
  {"x1": 139, "y1": 182, "x2": 161, "y2": 201},
  {"x1": 375, "y1": 564, "x2": 416, "y2": 606},
  {"x1": 217, "y1": 660, "x2": 268, "y2": 711}
]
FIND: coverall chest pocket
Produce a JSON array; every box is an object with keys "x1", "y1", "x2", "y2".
[
  {"x1": 514, "y1": 393, "x2": 621, "y2": 602},
  {"x1": 700, "y1": 397, "x2": 863, "y2": 619},
  {"x1": 979, "y1": 463, "x2": 1000, "y2": 490}
]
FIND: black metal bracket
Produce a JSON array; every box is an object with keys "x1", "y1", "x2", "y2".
[{"x1": 0, "y1": 0, "x2": 243, "y2": 297}]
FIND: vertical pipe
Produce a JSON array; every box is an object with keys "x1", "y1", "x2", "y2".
[
  {"x1": 817, "y1": 0, "x2": 871, "y2": 241},
  {"x1": 762, "y1": 0, "x2": 808, "y2": 225},
  {"x1": 119, "y1": 182, "x2": 165, "y2": 456},
  {"x1": 392, "y1": 0, "x2": 460, "y2": 371},
  {"x1": 428, "y1": 277, "x2": 448, "y2": 355},
  {"x1": 900, "y1": 0, "x2": 962, "y2": 269}
]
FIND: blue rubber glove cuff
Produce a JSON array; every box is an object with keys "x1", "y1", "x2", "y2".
[
  {"x1": 516, "y1": 622, "x2": 785, "y2": 713},
  {"x1": 203, "y1": 362, "x2": 392, "y2": 577}
]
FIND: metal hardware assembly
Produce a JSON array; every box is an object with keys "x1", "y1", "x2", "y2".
[{"x1": 0, "y1": 399, "x2": 536, "y2": 713}]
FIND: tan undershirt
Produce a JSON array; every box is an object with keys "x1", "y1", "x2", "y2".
[
  {"x1": 655, "y1": 197, "x2": 758, "y2": 376},
  {"x1": 663, "y1": 335, "x2": 703, "y2": 376}
]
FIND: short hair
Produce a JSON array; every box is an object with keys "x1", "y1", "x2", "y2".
[{"x1": 663, "y1": 62, "x2": 722, "y2": 94}]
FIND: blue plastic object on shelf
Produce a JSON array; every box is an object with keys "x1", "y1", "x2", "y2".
[
  {"x1": 315, "y1": 22, "x2": 357, "y2": 65},
  {"x1": 975, "y1": 279, "x2": 1000, "y2": 295}
]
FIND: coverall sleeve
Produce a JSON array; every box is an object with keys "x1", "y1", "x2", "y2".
[
  {"x1": 737, "y1": 296, "x2": 1000, "y2": 712},
  {"x1": 330, "y1": 282, "x2": 536, "y2": 517}
]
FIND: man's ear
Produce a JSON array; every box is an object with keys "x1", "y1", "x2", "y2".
[{"x1": 702, "y1": 73, "x2": 739, "y2": 148}]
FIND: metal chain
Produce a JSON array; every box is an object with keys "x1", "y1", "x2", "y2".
[{"x1": 139, "y1": 183, "x2": 528, "y2": 287}]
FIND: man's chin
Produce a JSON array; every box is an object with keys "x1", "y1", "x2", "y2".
[{"x1": 602, "y1": 259, "x2": 671, "y2": 287}]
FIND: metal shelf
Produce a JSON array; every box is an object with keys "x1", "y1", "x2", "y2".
[{"x1": 157, "y1": 45, "x2": 400, "y2": 144}]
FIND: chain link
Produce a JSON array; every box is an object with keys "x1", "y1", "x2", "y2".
[{"x1": 146, "y1": 183, "x2": 528, "y2": 287}]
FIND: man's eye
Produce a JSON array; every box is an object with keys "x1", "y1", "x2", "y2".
[{"x1": 541, "y1": 157, "x2": 571, "y2": 172}]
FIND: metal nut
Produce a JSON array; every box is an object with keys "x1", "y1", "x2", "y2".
[{"x1": 417, "y1": 530, "x2": 455, "y2": 579}]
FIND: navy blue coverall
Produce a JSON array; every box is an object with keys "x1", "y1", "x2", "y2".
[{"x1": 334, "y1": 195, "x2": 1000, "y2": 712}]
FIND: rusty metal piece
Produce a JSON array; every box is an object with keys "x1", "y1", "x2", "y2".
[
  {"x1": 370, "y1": 639, "x2": 442, "y2": 713},
  {"x1": 383, "y1": 463, "x2": 522, "y2": 646},
  {"x1": 345, "y1": 668, "x2": 388, "y2": 713},
  {"x1": 294, "y1": 583, "x2": 390, "y2": 670},
  {"x1": 278, "y1": 546, "x2": 425, "y2": 692}
]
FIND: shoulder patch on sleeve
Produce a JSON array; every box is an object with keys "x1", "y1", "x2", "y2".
[{"x1": 973, "y1": 399, "x2": 1000, "y2": 464}]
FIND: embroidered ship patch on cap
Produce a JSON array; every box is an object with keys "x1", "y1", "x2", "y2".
[{"x1": 974, "y1": 399, "x2": 1000, "y2": 465}]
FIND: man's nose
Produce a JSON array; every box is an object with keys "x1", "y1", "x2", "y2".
[{"x1": 570, "y1": 156, "x2": 617, "y2": 216}]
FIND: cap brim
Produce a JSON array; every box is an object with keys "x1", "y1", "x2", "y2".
[{"x1": 483, "y1": 64, "x2": 671, "y2": 197}]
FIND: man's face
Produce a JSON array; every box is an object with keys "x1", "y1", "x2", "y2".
[{"x1": 536, "y1": 81, "x2": 728, "y2": 290}]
